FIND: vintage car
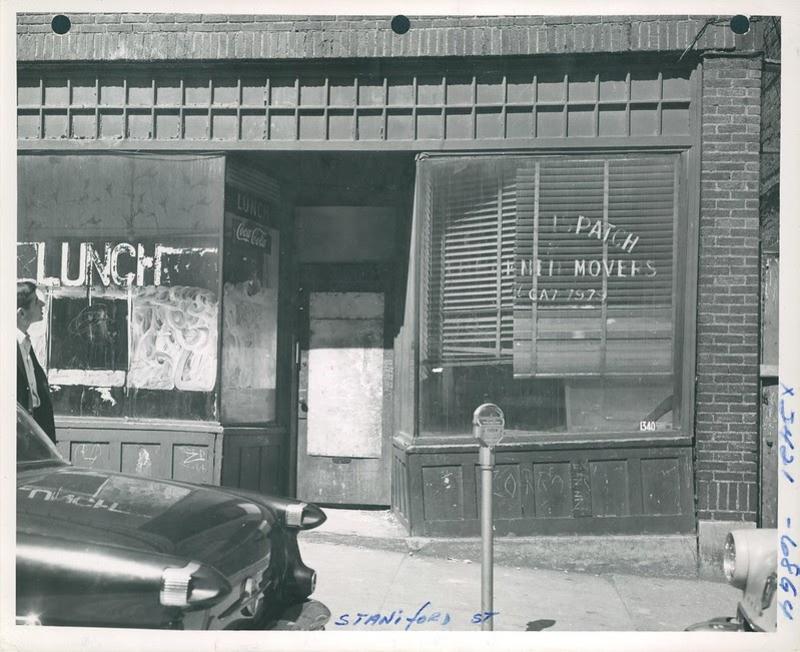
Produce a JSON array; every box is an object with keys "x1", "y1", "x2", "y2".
[
  {"x1": 15, "y1": 403, "x2": 330, "y2": 630},
  {"x1": 687, "y1": 528, "x2": 777, "y2": 632}
]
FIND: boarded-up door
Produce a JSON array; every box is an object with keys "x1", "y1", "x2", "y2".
[{"x1": 296, "y1": 267, "x2": 392, "y2": 505}]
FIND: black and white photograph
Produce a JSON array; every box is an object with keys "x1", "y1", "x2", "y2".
[{"x1": 1, "y1": 2, "x2": 798, "y2": 651}]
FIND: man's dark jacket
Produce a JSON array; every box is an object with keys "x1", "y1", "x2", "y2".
[{"x1": 17, "y1": 343, "x2": 56, "y2": 443}]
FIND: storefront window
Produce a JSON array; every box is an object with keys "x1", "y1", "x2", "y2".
[
  {"x1": 418, "y1": 155, "x2": 685, "y2": 435},
  {"x1": 17, "y1": 153, "x2": 224, "y2": 420},
  {"x1": 221, "y1": 193, "x2": 280, "y2": 424}
]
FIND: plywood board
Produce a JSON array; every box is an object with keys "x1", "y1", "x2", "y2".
[{"x1": 306, "y1": 292, "x2": 384, "y2": 458}]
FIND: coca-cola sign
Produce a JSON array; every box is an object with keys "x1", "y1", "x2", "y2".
[{"x1": 233, "y1": 217, "x2": 271, "y2": 251}]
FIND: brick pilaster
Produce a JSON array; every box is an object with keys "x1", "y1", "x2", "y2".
[{"x1": 695, "y1": 54, "x2": 762, "y2": 522}]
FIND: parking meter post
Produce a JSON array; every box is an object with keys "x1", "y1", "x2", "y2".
[
  {"x1": 479, "y1": 444, "x2": 494, "y2": 632},
  {"x1": 472, "y1": 403, "x2": 504, "y2": 634}
]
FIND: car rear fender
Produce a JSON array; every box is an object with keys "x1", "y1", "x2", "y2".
[{"x1": 16, "y1": 532, "x2": 231, "y2": 626}]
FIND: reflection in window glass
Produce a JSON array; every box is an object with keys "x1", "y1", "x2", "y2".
[
  {"x1": 221, "y1": 212, "x2": 280, "y2": 424},
  {"x1": 419, "y1": 155, "x2": 683, "y2": 435},
  {"x1": 17, "y1": 154, "x2": 224, "y2": 421}
]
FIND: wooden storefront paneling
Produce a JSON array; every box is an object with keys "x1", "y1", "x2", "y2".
[
  {"x1": 220, "y1": 428, "x2": 287, "y2": 497},
  {"x1": 18, "y1": 58, "x2": 693, "y2": 150},
  {"x1": 391, "y1": 449, "x2": 410, "y2": 529},
  {"x1": 533, "y1": 462, "x2": 572, "y2": 518},
  {"x1": 56, "y1": 419, "x2": 223, "y2": 485},
  {"x1": 394, "y1": 441, "x2": 694, "y2": 536}
]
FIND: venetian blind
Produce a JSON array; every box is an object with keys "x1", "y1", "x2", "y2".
[
  {"x1": 422, "y1": 160, "x2": 516, "y2": 364},
  {"x1": 421, "y1": 155, "x2": 678, "y2": 375},
  {"x1": 513, "y1": 156, "x2": 677, "y2": 376}
]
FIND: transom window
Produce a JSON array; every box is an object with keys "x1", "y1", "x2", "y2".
[{"x1": 17, "y1": 60, "x2": 692, "y2": 144}]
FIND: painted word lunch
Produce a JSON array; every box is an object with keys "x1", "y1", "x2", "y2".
[{"x1": 19, "y1": 241, "x2": 217, "y2": 287}]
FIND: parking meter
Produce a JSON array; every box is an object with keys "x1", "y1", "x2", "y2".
[
  {"x1": 473, "y1": 403, "x2": 505, "y2": 448},
  {"x1": 473, "y1": 403, "x2": 504, "y2": 631}
]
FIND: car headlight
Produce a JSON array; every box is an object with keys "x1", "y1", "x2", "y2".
[
  {"x1": 722, "y1": 530, "x2": 773, "y2": 590},
  {"x1": 723, "y1": 532, "x2": 749, "y2": 589},
  {"x1": 723, "y1": 532, "x2": 737, "y2": 583}
]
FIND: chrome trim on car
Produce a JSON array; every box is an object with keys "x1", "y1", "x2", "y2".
[
  {"x1": 160, "y1": 561, "x2": 202, "y2": 607},
  {"x1": 723, "y1": 532, "x2": 736, "y2": 583},
  {"x1": 285, "y1": 503, "x2": 306, "y2": 528},
  {"x1": 761, "y1": 572, "x2": 777, "y2": 610}
]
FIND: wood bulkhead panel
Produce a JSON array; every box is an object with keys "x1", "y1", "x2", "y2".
[
  {"x1": 403, "y1": 444, "x2": 693, "y2": 536},
  {"x1": 220, "y1": 428, "x2": 287, "y2": 496},
  {"x1": 56, "y1": 422, "x2": 222, "y2": 485}
]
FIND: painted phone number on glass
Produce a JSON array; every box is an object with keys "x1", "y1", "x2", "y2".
[{"x1": 519, "y1": 288, "x2": 608, "y2": 303}]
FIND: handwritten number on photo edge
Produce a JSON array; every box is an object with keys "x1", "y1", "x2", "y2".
[
  {"x1": 781, "y1": 534, "x2": 798, "y2": 557},
  {"x1": 781, "y1": 557, "x2": 800, "y2": 577},
  {"x1": 781, "y1": 600, "x2": 795, "y2": 621},
  {"x1": 780, "y1": 576, "x2": 798, "y2": 598}
]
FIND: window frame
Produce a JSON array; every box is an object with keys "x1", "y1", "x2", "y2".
[{"x1": 413, "y1": 145, "x2": 699, "y2": 443}]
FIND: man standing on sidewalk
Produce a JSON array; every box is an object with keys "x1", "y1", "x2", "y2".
[{"x1": 16, "y1": 281, "x2": 55, "y2": 443}]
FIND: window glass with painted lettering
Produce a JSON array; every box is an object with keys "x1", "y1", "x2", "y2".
[
  {"x1": 417, "y1": 155, "x2": 684, "y2": 435},
  {"x1": 16, "y1": 154, "x2": 224, "y2": 421}
]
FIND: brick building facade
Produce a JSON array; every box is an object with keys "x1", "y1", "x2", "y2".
[
  {"x1": 16, "y1": 14, "x2": 752, "y2": 60},
  {"x1": 15, "y1": 13, "x2": 779, "y2": 548},
  {"x1": 696, "y1": 54, "x2": 762, "y2": 523}
]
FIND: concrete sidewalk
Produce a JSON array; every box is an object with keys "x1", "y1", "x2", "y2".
[
  {"x1": 298, "y1": 507, "x2": 740, "y2": 631},
  {"x1": 304, "y1": 507, "x2": 705, "y2": 579},
  {"x1": 301, "y1": 539, "x2": 739, "y2": 632}
]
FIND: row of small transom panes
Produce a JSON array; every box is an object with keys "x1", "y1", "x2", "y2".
[
  {"x1": 18, "y1": 103, "x2": 691, "y2": 140},
  {"x1": 18, "y1": 70, "x2": 692, "y2": 108}
]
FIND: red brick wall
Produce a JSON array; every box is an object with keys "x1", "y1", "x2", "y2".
[
  {"x1": 695, "y1": 54, "x2": 762, "y2": 522},
  {"x1": 16, "y1": 14, "x2": 746, "y2": 61}
]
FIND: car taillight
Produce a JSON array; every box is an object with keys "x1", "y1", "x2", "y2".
[
  {"x1": 284, "y1": 502, "x2": 326, "y2": 530},
  {"x1": 160, "y1": 561, "x2": 232, "y2": 609}
]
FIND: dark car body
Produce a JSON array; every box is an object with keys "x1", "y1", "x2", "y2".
[{"x1": 15, "y1": 404, "x2": 329, "y2": 630}]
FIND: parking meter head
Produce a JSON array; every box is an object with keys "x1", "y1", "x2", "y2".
[{"x1": 472, "y1": 403, "x2": 505, "y2": 447}]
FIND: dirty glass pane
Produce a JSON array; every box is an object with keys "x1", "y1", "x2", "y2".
[
  {"x1": 417, "y1": 154, "x2": 682, "y2": 436},
  {"x1": 221, "y1": 203, "x2": 280, "y2": 424},
  {"x1": 17, "y1": 153, "x2": 224, "y2": 420}
]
